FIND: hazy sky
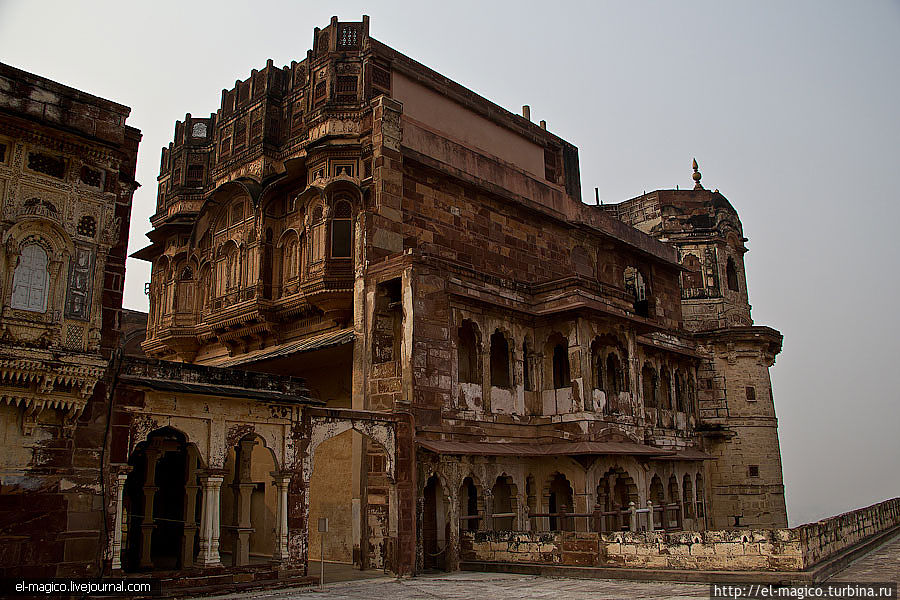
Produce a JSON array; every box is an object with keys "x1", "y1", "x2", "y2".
[{"x1": 1, "y1": 1, "x2": 898, "y2": 526}]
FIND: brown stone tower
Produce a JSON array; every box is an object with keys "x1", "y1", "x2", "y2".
[{"x1": 606, "y1": 160, "x2": 788, "y2": 528}]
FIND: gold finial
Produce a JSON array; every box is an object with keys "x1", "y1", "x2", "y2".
[{"x1": 692, "y1": 158, "x2": 703, "y2": 190}]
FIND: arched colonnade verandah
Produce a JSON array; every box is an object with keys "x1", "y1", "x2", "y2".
[
  {"x1": 107, "y1": 407, "x2": 402, "y2": 575},
  {"x1": 416, "y1": 450, "x2": 709, "y2": 571}
]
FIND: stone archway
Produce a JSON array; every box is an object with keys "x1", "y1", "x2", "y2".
[
  {"x1": 119, "y1": 427, "x2": 205, "y2": 572},
  {"x1": 305, "y1": 414, "x2": 398, "y2": 572}
]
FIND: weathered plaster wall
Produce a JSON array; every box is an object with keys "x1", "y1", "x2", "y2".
[{"x1": 308, "y1": 429, "x2": 353, "y2": 562}]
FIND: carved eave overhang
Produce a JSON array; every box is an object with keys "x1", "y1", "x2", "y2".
[
  {"x1": 693, "y1": 325, "x2": 783, "y2": 357},
  {"x1": 636, "y1": 331, "x2": 703, "y2": 360},
  {"x1": 696, "y1": 422, "x2": 737, "y2": 440},
  {"x1": 433, "y1": 257, "x2": 678, "y2": 334},
  {"x1": 118, "y1": 356, "x2": 321, "y2": 407},
  {"x1": 0, "y1": 349, "x2": 107, "y2": 434}
]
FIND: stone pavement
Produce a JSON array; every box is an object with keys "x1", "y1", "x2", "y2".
[
  {"x1": 205, "y1": 533, "x2": 899, "y2": 600},
  {"x1": 207, "y1": 572, "x2": 710, "y2": 600},
  {"x1": 828, "y1": 532, "x2": 900, "y2": 582}
]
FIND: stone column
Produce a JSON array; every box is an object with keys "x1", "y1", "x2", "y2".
[
  {"x1": 272, "y1": 472, "x2": 292, "y2": 563},
  {"x1": 197, "y1": 473, "x2": 224, "y2": 567},
  {"x1": 139, "y1": 448, "x2": 161, "y2": 569},
  {"x1": 446, "y1": 493, "x2": 460, "y2": 571},
  {"x1": 481, "y1": 489, "x2": 493, "y2": 531},
  {"x1": 231, "y1": 439, "x2": 257, "y2": 566},
  {"x1": 110, "y1": 470, "x2": 130, "y2": 571},
  {"x1": 574, "y1": 490, "x2": 591, "y2": 533},
  {"x1": 181, "y1": 454, "x2": 200, "y2": 568}
]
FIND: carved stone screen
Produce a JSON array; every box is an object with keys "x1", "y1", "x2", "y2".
[{"x1": 65, "y1": 246, "x2": 94, "y2": 320}]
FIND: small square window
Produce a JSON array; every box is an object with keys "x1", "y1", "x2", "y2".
[
  {"x1": 748, "y1": 465, "x2": 760, "y2": 478},
  {"x1": 746, "y1": 386, "x2": 756, "y2": 401}
]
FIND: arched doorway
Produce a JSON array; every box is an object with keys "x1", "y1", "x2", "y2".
[
  {"x1": 547, "y1": 473, "x2": 574, "y2": 531},
  {"x1": 308, "y1": 428, "x2": 391, "y2": 572},
  {"x1": 491, "y1": 475, "x2": 517, "y2": 531},
  {"x1": 122, "y1": 428, "x2": 202, "y2": 572},
  {"x1": 220, "y1": 434, "x2": 279, "y2": 566},
  {"x1": 596, "y1": 466, "x2": 638, "y2": 532},
  {"x1": 422, "y1": 474, "x2": 448, "y2": 571},
  {"x1": 459, "y1": 477, "x2": 481, "y2": 532}
]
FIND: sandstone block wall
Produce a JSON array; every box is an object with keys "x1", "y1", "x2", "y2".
[{"x1": 461, "y1": 497, "x2": 900, "y2": 572}]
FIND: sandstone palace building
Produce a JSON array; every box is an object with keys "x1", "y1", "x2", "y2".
[{"x1": 10, "y1": 15, "x2": 860, "y2": 585}]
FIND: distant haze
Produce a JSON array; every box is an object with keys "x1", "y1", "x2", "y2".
[{"x1": 1, "y1": 0, "x2": 897, "y2": 526}]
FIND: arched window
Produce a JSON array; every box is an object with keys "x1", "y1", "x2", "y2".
[
  {"x1": 552, "y1": 342, "x2": 571, "y2": 389},
  {"x1": 299, "y1": 232, "x2": 307, "y2": 277},
  {"x1": 309, "y1": 204, "x2": 324, "y2": 262},
  {"x1": 175, "y1": 266, "x2": 193, "y2": 312},
  {"x1": 457, "y1": 321, "x2": 479, "y2": 384},
  {"x1": 489, "y1": 330, "x2": 511, "y2": 388},
  {"x1": 491, "y1": 476, "x2": 516, "y2": 530},
  {"x1": 460, "y1": 477, "x2": 480, "y2": 531},
  {"x1": 681, "y1": 254, "x2": 703, "y2": 291},
  {"x1": 606, "y1": 353, "x2": 621, "y2": 395},
  {"x1": 695, "y1": 473, "x2": 706, "y2": 519},
  {"x1": 548, "y1": 473, "x2": 574, "y2": 531},
  {"x1": 642, "y1": 363, "x2": 657, "y2": 408},
  {"x1": 522, "y1": 340, "x2": 533, "y2": 392},
  {"x1": 11, "y1": 244, "x2": 50, "y2": 313},
  {"x1": 591, "y1": 339, "x2": 604, "y2": 391},
  {"x1": 624, "y1": 266, "x2": 649, "y2": 317},
  {"x1": 683, "y1": 475, "x2": 695, "y2": 519},
  {"x1": 660, "y1": 367, "x2": 672, "y2": 410},
  {"x1": 674, "y1": 369, "x2": 685, "y2": 412},
  {"x1": 283, "y1": 239, "x2": 297, "y2": 282},
  {"x1": 330, "y1": 200, "x2": 352, "y2": 258},
  {"x1": 726, "y1": 257, "x2": 740, "y2": 292}
]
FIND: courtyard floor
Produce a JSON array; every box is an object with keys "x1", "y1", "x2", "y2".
[{"x1": 205, "y1": 533, "x2": 900, "y2": 600}]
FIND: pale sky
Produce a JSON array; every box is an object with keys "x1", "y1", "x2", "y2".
[{"x1": 1, "y1": 0, "x2": 898, "y2": 526}]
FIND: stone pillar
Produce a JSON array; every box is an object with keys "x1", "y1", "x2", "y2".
[
  {"x1": 629, "y1": 501, "x2": 638, "y2": 532},
  {"x1": 139, "y1": 448, "x2": 161, "y2": 569},
  {"x1": 446, "y1": 493, "x2": 460, "y2": 571},
  {"x1": 181, "y1": 455, "x2": 199, "y2": 568},
  {"x1": 272, "y1": 472, "x2": 292, "y2": 562},
  {"x1": 197, "y1": 473, "x2": 224, "y2": 567},
  {"x1": 481, "y1": 489, "x2": 493, "y2": 531},
  {"x1": 231, "y1": 439, "x2": 257, "y2": 566},
  {"x1": 110, "y1": 470, "x2": 130, "y2": 571},
  {"x1": 574, "y1": 490, "x2": 591, "y2": 532}
]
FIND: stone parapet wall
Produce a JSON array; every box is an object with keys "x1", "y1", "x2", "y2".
[
  {"x1": 796, "y1": 497, "x2": 900, "y2": 568},
  {"x1": 461, "y1": 497, "x2": 900, "y2": 573}
]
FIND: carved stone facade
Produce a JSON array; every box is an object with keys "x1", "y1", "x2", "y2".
[
  {"x1": 129, "y1": 15, "x2": 786, "y2": 581},
  {"x1": 0, "y1": 62, "x2": 140, "y2": 576},
  {"x1": 0, "y1": 15, "x2": 789, "y2": 585}
]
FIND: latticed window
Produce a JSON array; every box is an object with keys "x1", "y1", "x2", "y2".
[
  {"x1": 0, "y1": 142, "x2": 6, "y2": 163},
  {"x1": 372, "y1": 65, "x2": 391, "y2": 90},
  {"x1": 11, "y1": 244, "x2": 49, "y2": 312},
  {"x1": 331, "y1": 200, "x2": 352, "y2": 258},
  {"x1": 77, "y1": 216, "x2": 96, "y2": 237},
  {"x1": 250, "y1": 119, "x2": 263, "y2": 142},
  {"x1": 79, "y1": 166, "x2": 102, "y2": 187},
  {"x1": 337, "y1": 76, "x2": 357, "y2": 93},
  {"x1": 28, "y1": 152, "x2": 65, "y2": 179},
  {"x1": 233, "y1": 120, "x2": 247, "y2": 150},
  {"x1": 338, "y1": 26, "x2": 359, "y2": 49},
  {"x1": 314, "y1": 81, "x2": 327, "y2": 104},
  {"x1": 186, "y1": 164, "x2": 203, "y2": 184}
]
